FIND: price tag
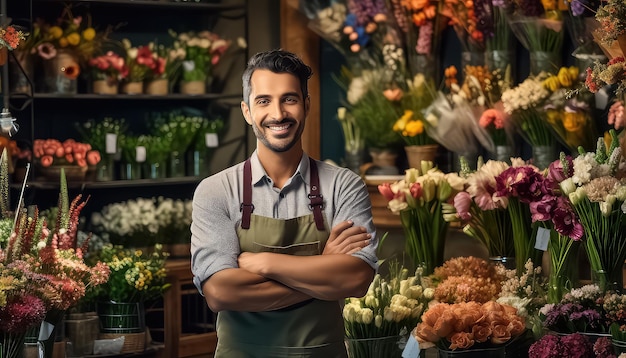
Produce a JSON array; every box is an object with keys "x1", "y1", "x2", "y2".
[
  {"x1": 534, "y1": 227, "x2": 551, "y2": 251},
  {"x1": 402, "y1": 333, "x2": 420, "y2": 358},
  {"x1": 136, "y1": 146, "x2": 146, "y2": 163},
  {"x1": 206, "y1": 133, "x2": 219, "y2": 148},
  {"x1": 105, "y1": 133, "x2": 117, "y2": 154}
]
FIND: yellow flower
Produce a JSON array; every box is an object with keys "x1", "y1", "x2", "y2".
[
  {"x1": 58, "y1": 37, "x2": 69, "y2": 48},
  {"x1": 404, "y1": 120, "x2": 424, "y2": 137},
  {"x1": 82, "y1": 28, "x2": 96, "y2": 41},
  {"x1": 66, "y1": 32, "x2": 81, "y2": 46},
  {"x1": 49, "y1": 26, "x2": 63, "y2": 39}
]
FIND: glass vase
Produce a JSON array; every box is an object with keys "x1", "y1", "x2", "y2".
[
  {"x1": 461, "y1": 51, "x2": 485, "y2": 68},
  {"x1": 186, "y1": 150, "x2": 210, "y2": 177},
  {"x1": 9, "y1": 50, "x2": 34, "y2": 94},
  {"x1": 529, "y1": 51, "x2": 561, "y2": 76},
  {"x1": 547, "y1": 232, "x2": 580, "y2": 304},
  {"x1": 38, "y1": 309, "x2": 66, "y2": 358},
  {"x1": 485, "y1": 50, "x2": 514, "y2": 77},
  {"x1": 0, "y1": 331, "x2": 27, "y2": 358},
  {"x1": 96, "y1": 154, "x2": 115, "y2": 181},
  {"x1": 145, "y1": 162, "x2": 166, "y2": 179},
  {"x1": 531, "y1": 144, "x2": 557, "y2": 170},
  {"x1": 169, "y1": 151, "x2": 185, "y2": 178},
  {"x1": 494, "y1": 145, "x2": 515, "y2": 164},
  {"x1": 43, "y1": 50, "x2": 79, "y2": 94},
  {"x1": 345, "y1": 335, "x2": 404, "y2": 358},
  {"x1": 120, "y1": 162, "x2": 141, "y2": 180}
]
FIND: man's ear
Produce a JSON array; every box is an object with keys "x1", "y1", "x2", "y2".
[{"x1": 241, "y1": 101, "x2": 252, "y2": 125}]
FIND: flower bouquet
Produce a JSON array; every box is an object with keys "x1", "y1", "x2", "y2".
[
  {"x1": 430, "y1": 256, "x2": 506, "y2": 304},
  {"x1": 170, "y1": 30, "x2": 230, "y2": 94},
  {"x1": 478, "y1": 0, "x2": 516, "y2": 75},
  {"x1": 501, "y1": 73, "x2": 556, "y2": 168},
  {"x1": 539, "y1": 284, "x2": 609, "y2": 334},
  {"x1": 378, "y1": 162, "x2": 464, "y2": 274},
  {"x1": 1, "y1": 163, "x2": 110, "y2": 357},
  {"x1": 138, "y1": 135, "x2": 171, "y2": 179},
  {"x1": 528, "y1": 333, "x2": 598, "y2": 358},
  {"x1": 440, "y1": 0, "x2": 486, "y2": 67},
  {"x1": 343, "y1": 261, "x2": 433, "y2": 358},
  {"x1": 542, "y1": 66, "x2": 599, "y2": 153},
  {"x1": 119, "y1": 39, "x2": 152, "y2": 93},
  {"x1": 336, "y1": 107, "x2": 365, "y2": 173},
  {"x1": 33, "y1": 138, "x2": 101, "y2": 181},
  {"x1": 505, "y1": 0, "x2": 564, "y2": 75},
  {"x1": 0, "y1": 25, "x2": 26, "y2": 53},
  {"x1": 444, "y1": 159, "x2": 515, "y2": 259},
  {"x1": 414, "y1": 301, "x2": 531, "y2": 353},
  {"x1": 558, "y1": 132, "x2": 626, "y2": 292},
  {"x1": 88, "y1": 51, "x2": 125, "y2": 94}
]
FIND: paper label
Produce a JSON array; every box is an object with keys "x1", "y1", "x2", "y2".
[
  {"x1": 595, "y1": 86, "x2": 610, "y2": 110},
  {"x1": 402, "y1": 333, "x2": 420, "y2": 358},
  {"x1": 136, "y1": 146, "x2": 146, "y2": 162},
  {"x1": 534, "y1": 227, "x2": 551, "y2": 251},
  {"x1": 206, "y1": 133, "x2": 219, "y2": 148},
  {"x1": 105, "y1": 133, "x2": 117, "y2": 154}
]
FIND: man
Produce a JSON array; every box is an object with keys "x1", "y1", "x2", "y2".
[{"x1": 191, "y1": 49, "x2": 378, "y2": 357}]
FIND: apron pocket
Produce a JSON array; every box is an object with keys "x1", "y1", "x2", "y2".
[{"x1": 253, "y1": 241, "x2": 320, "y2": 256}]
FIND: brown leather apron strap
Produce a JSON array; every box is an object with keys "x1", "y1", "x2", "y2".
[
  {"x1": 240, "y1": 158, "x2": 254, "y2": 229},
  {"x1": 308, "y1": 157, "x2": 325, "y2": 231},
  {"x1": 240, "y1": 157, "x2": 325, "y2": 231}
]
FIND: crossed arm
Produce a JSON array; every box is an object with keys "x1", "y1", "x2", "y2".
[{"x1": 202, "y1": 221, "x2": 375, "y2": 313}]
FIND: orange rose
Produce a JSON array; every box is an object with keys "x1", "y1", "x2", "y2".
[
  {"x1": 507, "y1": 317, "x2": 526, "y2": 337},
  {"x1": 383, "y1": 88, "x2": 403, "y2": 101},
  {"x1": 501, "y1": 304, "x2": 519, "y2": 316},
  {"x1": 40, "y1": 155, "x2": 54, "y2": 167},
  {"x1": 86, "y1": 150, "x2": 101, "y2": 166},
  {"x1": 482, "y1": 301, "x2": 506, "y2": 314},
  {"x1": 433, "y1": 311, "x2": 456, "y2": 338},
  {"x1": 422, "y1": 303, "x2": 449, "y2": 327},
  {"x1": 471, "y1": 321, "x2": 492, "y2": 343},
  {"x1": 448, "y1": 332, "x2": 475, "y2": 350},
  {"x1": 415, "y1": 323, "x2": 439, "y2": 343},
  {"x1": 490, "y1": 324, "x2": 512, "y2": 344}
]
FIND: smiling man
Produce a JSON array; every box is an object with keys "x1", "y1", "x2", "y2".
[{"x1": 190, "y1": 49, "x2": 378, "y2": 357}]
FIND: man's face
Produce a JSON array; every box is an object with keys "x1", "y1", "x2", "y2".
[{"x1": 241, "y1": 69, "x2": 309, "y2": 153}]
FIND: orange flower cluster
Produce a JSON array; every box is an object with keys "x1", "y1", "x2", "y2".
[
  {"x1": 431, "y1": 256, "x2": 506, "y2": 304},
  {"x1": 415, "y1": 301, "x2": 526, "y2": 350}
]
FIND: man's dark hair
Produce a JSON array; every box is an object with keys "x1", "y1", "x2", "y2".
[{"x1": 242, "y1": 49, "x2": 313, "y2": 105}]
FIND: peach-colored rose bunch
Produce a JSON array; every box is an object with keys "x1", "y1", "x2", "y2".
[
  {"x1": 415, "y1": 301, "x2": 526, "y2": 351},
  {"x1": 33, "y1": 138, "x2": 101, "y2": 168},
  {"x1": 430, "y1": 256, "x2": 507, "y2": 304}
]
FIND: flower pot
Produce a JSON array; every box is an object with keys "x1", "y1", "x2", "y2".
[
  {"x1": 121, "y1": 81, "x2": 143, "y2": 95},
  {"x1": 145, "y1": 79, "x2": 168, "y2": 95},
  {"x1": 36, "y1": 165, "x2": 88, "y2": 182},
  {"x1": 92, "y1": 80, "x2": 118, "y2": 95},
  {"x1": 43, "y1": 50, "x2": 79, "y2": 94},
  {"x1": 65, "y1": 313, "x2": 99, "y2": 356},
  {"x1": 404, "y1": 145, "x2": 438, "y2": 170},
  {"x1": 368, "y1": 148, "x2": 398, "y2": 174},
  {"x1": 344, "y1": 148, "x2": 366, "y2": 175},
  {"x1": 180, "y1": 80, "x2": 206, "y2": 95},
  {"x1": 345, "y1": 335, "x2": 404, "y2": 358},
  {"x1": 96, "y1": 301, "x2": 145, "y2": 334}
]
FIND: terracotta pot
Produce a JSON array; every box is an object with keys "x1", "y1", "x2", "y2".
[
  {"x1": 180, "y1": 80, "x2": 206, "y2": 95},
  {"x1": 121, "y1": 81, "x2": 143, "y2": 95},
  {"x1": 404, "y1": 144, "x2": 438, "y2": 170},
  {"x1": 92, "y1": 80, "x2": 118, "y2": 95},
  {"x1": 145, "y1": 78, "x2": 168, "y2": 95}
]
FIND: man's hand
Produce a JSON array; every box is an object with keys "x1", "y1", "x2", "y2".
[
  {"x1": 238, "y1": 252, "x2": 268, "y2": 276},
  {"x1": 322, "y1": 220, "x2": 371, "y2": 255}
]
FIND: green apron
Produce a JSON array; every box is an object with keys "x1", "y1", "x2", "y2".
[{"x1": 214, "y1": 158, "x2": 347, "y2": 358}]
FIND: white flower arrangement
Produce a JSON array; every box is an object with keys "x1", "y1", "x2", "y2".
[
  {"x1": 501, "y1": 74, "x2": 550, "y2": 114},
  {"x1": 91, "y1": 196, "x2": 192, "y2": 246}
]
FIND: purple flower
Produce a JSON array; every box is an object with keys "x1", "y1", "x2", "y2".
[
  {"x1": 495, "y1": 166, "x2": 544, "y2": 203},
  {"x1": 551, "y1": 198, "x2": 584, "y2": 240},
  {"x1": 593, "y1": 337, "x2": 617, "y2": 358},
  {"x1": 416, "y1": 21, "x2": 433, "y2": 55},
  {"x1": 518, "y1": 0, "x2": 544, "y2": 17},
  {"x1": 530, "y1": 195, "x2": 557, "y2": 222},
  {"x1": 547, "y1": 155, "x2": 574, "y2": 183},
  {"x1": 570, "y1": 0, "x2": 586, "y2": 16},
  {"x1": 529, "y1": 334, "x2": 562, "y2": 358},
  {"x1": 560, "y1": 333, "x2": 594, "y2": 358}
]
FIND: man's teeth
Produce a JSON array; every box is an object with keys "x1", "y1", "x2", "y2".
[{"x1": 269, "y1": 124, "x2": 290, "y2": 130}]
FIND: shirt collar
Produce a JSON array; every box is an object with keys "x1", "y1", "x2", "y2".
[{"x1": 250, "y1": 151, "x2": 310, "y2": 186}]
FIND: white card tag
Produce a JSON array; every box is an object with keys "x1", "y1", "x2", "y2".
[
  {"x1": 105, "y1": 133, "x2": 117, "y2": 154},
  {"x1": 206, "y1": 133, "x2": 219, "y2": 148},
  {"x1": 595, "y1": 86, "x2": 610, "y2": 110},
  {"x1": 534, "y1": 227, "x2": 551, "y2": 251},
  {"x1": 402, "y1": 333, "x2": 420, "y2": 358},
  {"x1": 136, "y1": 146, "x2": 146, "y2": 163}
]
